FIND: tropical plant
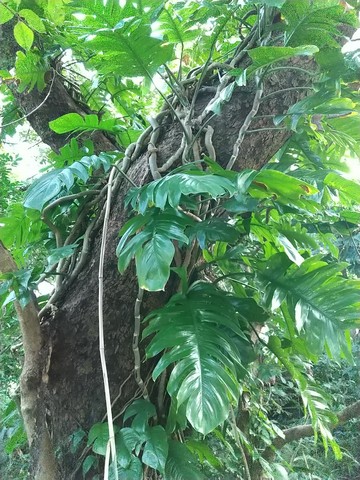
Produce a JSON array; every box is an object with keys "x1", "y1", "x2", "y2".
[{"x1": 0, "y1": 1, "x2": 360, "y2": 479}]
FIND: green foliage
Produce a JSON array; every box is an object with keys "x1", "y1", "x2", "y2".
[
  {"x1": 248, "y1": 45, "x2": 319, "y2": 75},
  {"x1": 49, "y1": 113, "x2": 124, "y2": 135},
  {"x1": 13, "y1": 21, "x2": 34, "y2": 51},
  {"x1": 15, "y1": 50, "x2": 47, "y2": 92},
  {"x1": 282, "y1": 0, "x2": 357, "y2": 48},
  {"x1": 84, "y1": 400, "x2": 202, "y2": 479},
  {"x1": 24, "y1": 153, "x2": 113, "y2": 211},
  {"x1": 145, "y1": 282, "x2": 253, "y2": 434}
]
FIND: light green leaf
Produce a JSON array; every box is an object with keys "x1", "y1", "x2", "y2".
[
  {"x1": 324, "y1": 172, "x2": 360, "y2": 204},
  {"x1": 15, "y1": 51, "x2": 47, "y2": 92},
  {"x1": 19, "y1": 9, "x2": 46, "y2": 33},
  {"x1": 88, "y1": 22, "x2": 173, "y2": 78},
  {"x1": 0, "y1": 4, "x2": 14, "y2": 24},
  {"x1": 49, "y1": 113, "x2": 119, "y2": 134},
  {"x1": 248, "y1": 45, "x2": 319, "y2": 74},
  {"x1": 135, "y1": 234, "x2": 175, "y2": 291},
  {"x1": 14, "y1": 21, "x2": 34, "y2": 51},
  {"x1": 49, "y1": 113, "x2": 86, "y2": 134},
  {"x1": 142, "y1": 426, "x2": 168, "y2": 474}
]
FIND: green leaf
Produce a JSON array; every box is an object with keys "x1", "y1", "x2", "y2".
[
  {"x1": 0, "y1": 4, "x2": 14, "y2": 24},
  {"x1": 70, "y1": 429, "x2": 86, "y2": 454},
  {"x1": 15, "y1": 51, "x2": 47, "y2": 92},
  {"x1": 47, "y1": 244, "x2": 78, "y2": 267},
  {"x1": 123, "y1": 399, "x2": 157, "y2": 432},
  {"x1": 19, "y1": 9, "x2": 46, "y2": 33},
  {"x1": 87, "y1": 22, "x2": 173, "y2": 78},
  {"x1": 135, "y1": 234, "x2": 175, "y2": 291},
  {"x1": 282, "y1": 1, "x2": 356, "y2": 48},
  {"x1": 49, "y1": 113, "x2": 120, "y2": 134},
  {"x1": 87, "y1": 423, "x2": 119, "y2": 456},
  {"x1": 255, "y1": 253, "x2": 360, "y2": 359},
  {"x1": 248, "y1": 45, "x2": 319, "y2": 75},
  {"x1": 82, "y1": 455, "x2": 97, "y2": 476},
  {"x1": 164, "y1": 440, "x2": 204, "y2": 480},
  {"x1": 142, "y1": 426, "x2": 168, "y2": 474},
  {"x1": 49, "y1": 113, "x2": 85, "y2": 134},
  {"x1": 110, "y1": 455, "x2": 143, "y2": 480},
  {"x1": 253, "y1": 0, "x2": 286, "y2": 6},
  {"x1": 250, "y1": 169, "x2": 318, "y2": 210},
  {"x1": 186, "y1": 439, "x2": 222, "y2": 468},
  {"x1": 188, "y1": 218, "x2": 239, "y2": 249},
  {"x1": 272, "y1": 463, "x2": 289, "y2": 480},
  {"x1": 23, "y1": 170, "x2": 65, "y2": 210},
  {"x1": 116, "y1": 427, "x2": 144, "y2": 458},
  {"x1": 117, "y1": 209, "x2": 191, "y2": 290},
  {"x1": 14, "y1": 21, "x2": 34, "y2": 51},
  {"x1": 159, "y1": 6, "x2": 198, "y2": 44},
  {"x1": 206, "y1": 82, "x2": 235, "y2": 115},
  {"x1": 324, "y1": 172, "x2": 360, "y2": 204},
  {"x1": 127, "y1": 171, "x2": 236, "y2": 213},
  {"x1": 144, "y1": 282, "x2": 249, "y2": 435},
  {"x1": 46, "y1": 0, "x2": 66, "y2": 25},
  {"x1": 24, "y1": 155, "x2": 106, "y2": 210}
]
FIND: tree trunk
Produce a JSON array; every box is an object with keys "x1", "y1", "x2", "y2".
[{"x1": 0, "y1": 22, "x2": 329, "y2": 479}]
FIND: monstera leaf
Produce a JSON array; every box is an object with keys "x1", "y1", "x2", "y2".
[
  {"x1": 144, "y1": 282, "x2": 255, "y2": 435},
  {"x1": 255, "y1": 253, "x2": 360, "y2": 360}
]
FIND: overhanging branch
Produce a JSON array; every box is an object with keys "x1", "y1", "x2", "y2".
[{"x1": 263, "y1": 400, "x2": 360, "y2": 462}]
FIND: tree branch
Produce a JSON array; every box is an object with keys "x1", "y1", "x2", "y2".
[{"x1": 263, "y1": 400, "x2": 360, "y2": 462}]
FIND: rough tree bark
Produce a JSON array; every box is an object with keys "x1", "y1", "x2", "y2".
[{"x1": 0, "y1": 17, "x2": 355, "y2": 480}]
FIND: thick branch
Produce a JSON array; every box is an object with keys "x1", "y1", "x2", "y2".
[{"x1": 264, "y1": 400, "x2": 360, "y2": 461}]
